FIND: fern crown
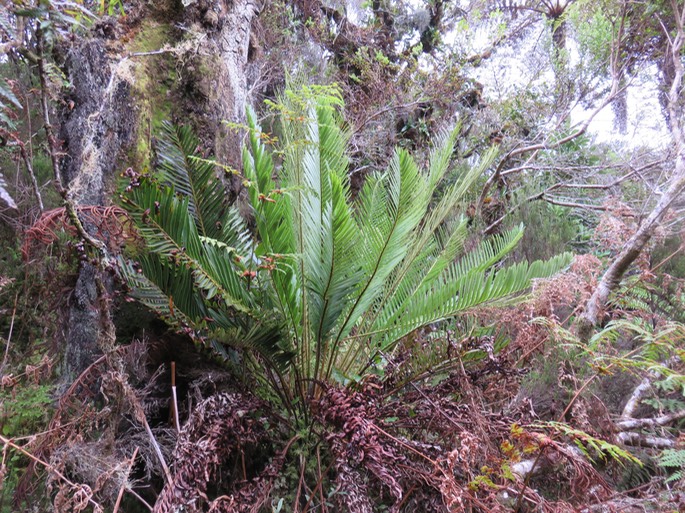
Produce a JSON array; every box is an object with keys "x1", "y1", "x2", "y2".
[{"x1": 120, "y1": 86, "x2": 572, "y2": 394}]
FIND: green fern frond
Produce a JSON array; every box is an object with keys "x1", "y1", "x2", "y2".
[
  {"x1": 156, "y1": 122, "x2": 228, "y2": 239},
  {"x1": 117, "y1": 256, "x2": 205, "y2": 325},
  {"x1": 123, "y1": 178, "x2": 253, "y2": 314},
  {"x1": 659, "y1": 449, "x2": 685, "y2": 483},
  {"x1": 369, "y1": 252, "x2": 573, "y2": 350},
  {"x1": 210, "y1": 323, "x2": 294, "y2": 372},
  {"x1": 609, "y1": 275, "x2": 685, "y2": 323},
  {"x1": 452, "y1": 225, "x2": 524, "y2": 278},
  {"x1": 536, "y1": 421, "x2": 642, "y2": 467}
]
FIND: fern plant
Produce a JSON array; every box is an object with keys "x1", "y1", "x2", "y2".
[
  {"x1": 119, "y1": 84, "x2": 572, "y2": 416},
  {"x1": 658, "y1": 449, "x2": 685, "y2": 483}
]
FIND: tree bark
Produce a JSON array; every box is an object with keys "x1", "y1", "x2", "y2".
[
  {"x1": 183, "y1": 0, "x2": 258, "y2": 199},
  {"x1": 57, "y1": 36, "x2": 136, "y2": 380}
]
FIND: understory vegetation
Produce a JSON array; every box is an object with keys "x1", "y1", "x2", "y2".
[{"x1": 1, "y1": 0, "x2": 685, "y2": 512}]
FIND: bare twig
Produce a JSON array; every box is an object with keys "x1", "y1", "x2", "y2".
[
  {"x1": 140, "y1": 403, "x2": 173, "y2": 486},
  {"x1": 578, "y1": 155, "x2": 685, "y2": 341},
  {"x1": 18, "y1": 143, "x2": 44, "y2": 213},
  {"x1": 36, "y1": 29, "x2": 64, "y2": 197},
  {"x1": 351, "y1": 100, "x2": 426, "y2": 136},
  {"x1": 483, "y1": 155, "x2": 666, "y2": 234},
  {"x1": 293, "y1": 454, "x2": 306, "y2": 513},
  {"x1": 113, "y1": 447, "x2": 139, "y2": 513},
  {"x1": 541, "y1": 197, "x2": 621, "y2": 211},
  {"x1": 479, "y1": 81, "x2": 624, "y2": 210},
  {"x1": 616, "y1": 409, "x2": 685, "y2": 430},
  {"x1": 369, "y1": 423, "x2": 437, "y2": 465},
  {"x1": 126, "y1": 488, "x2": 153, "y2": 512},
  {"x1": 128, "y1": 48, "x2": 176, "y2": 57},
  {"x1": 478, "y1": 1, "x2": 633, "y2": 212}
]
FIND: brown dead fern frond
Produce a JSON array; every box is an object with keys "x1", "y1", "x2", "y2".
[
  {"x1": 153, "y1": 392, "x2": 264, "y2": 513},
  {"x1": 217, "y1": 434, "x2": 298, "y2": 513},
  {"x1": 22, "y1": 205, "x2": 138, "y2": 261},
  {"x1": 13, "y1": 349, "x2": 120, "y2": 502},
  {"x1": 320, "y1": 385, "x2": 408, "y2": 508}
]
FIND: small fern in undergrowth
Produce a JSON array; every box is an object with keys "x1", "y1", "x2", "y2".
[
  {"x1": 608, "y1": 274, "x2": 685, "y2": 324},
  {"x1": 658, "y1": 449, "x2": 685, "y2": 483},
  {"x1": 535, "y1": 421, "x2": 642, "y2": 467}
]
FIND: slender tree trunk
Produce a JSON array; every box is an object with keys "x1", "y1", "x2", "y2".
[
  {"x1": 577, "y1": 155, "x2": 685, "y2": 342},
  {"x1": 577, "y1": 4, "x2": 685, "y2": 343},
  {"x1": 59, "y1": 37, "x2": 136, "y2": 379}
]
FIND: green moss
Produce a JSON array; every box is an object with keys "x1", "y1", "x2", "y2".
[
  {"x1": 127, "y1": 21, "x2": 176, "y2": 170},
  {"x1": 129, "y1": 21, "x2": 170, "y2": 53}
]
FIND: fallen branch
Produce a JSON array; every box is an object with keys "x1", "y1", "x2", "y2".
[
  {"x1": 616, "y1": 409, "x2": 685, "y2": 431},
  {"x1": 621, "y1": 378, "x2": 651, "y2": 419},
  {"x1": 616, "y1": 432, "x2": 675, "y2": 449}
]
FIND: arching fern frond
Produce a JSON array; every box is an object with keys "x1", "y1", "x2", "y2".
[{"x1": 156, "y1": 122, "x2": 228, "y2": 240}]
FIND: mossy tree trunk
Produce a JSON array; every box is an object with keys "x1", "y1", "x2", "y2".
[
  {"x1": 59, "y1": 37, "x2": 135, "y2": 380},
  {"x1": 59, "y1": 0, "x2": 258, "y2": 379}
]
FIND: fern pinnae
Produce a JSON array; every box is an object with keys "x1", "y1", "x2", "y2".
[
  {"x1": 360, "y1": 142, "x2": 491, "y2": 341},
  {"x1": 426, "y1": 126, "x2": 460, "y2": 189},
  {"x1": 659, "y1": 449, "x2": 685, "y2": 482},
  {"x1": 370, "y1": 219, "x2": 470, "y2": 342},
  {"x1": 330, "y1": 154, "x2": 432, "y2": 377},
  {"x1": 331, "y1": 151, "x2": 422, "y2": 354},
  {"x1": 375, "y1": 253, "x2": 573, "y2": 350},
  {"x1": 245, "y1": 112, "x2": 302, "y2": 345},
  {"x1": 292, "y1": 111, "x2": 317, "y2": 379},
  {"x1": 119, "y1": 253, "x2": 225, "y2": 330},
  {"x1": 359, "y1": 130, "x2": 461, "y2": 335},
  {"x1": 312, "y1": 168, "x2": 354, "y2": 382},
  {"x1": 156, "y1": 122, "x2": 226, "y2": 239},
  {"x1": 131, "y1": 185, "x2": 252, "y2": 313}
]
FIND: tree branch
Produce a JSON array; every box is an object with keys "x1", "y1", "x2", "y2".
[
  {"x1": 616, "y1": 432, "x2": 675, "y2": 449},
  {"x1": 616, "y1": 409, "x2": 685, "y2": 431},
  {"x1": 621, "y1": 378, "x2": 651, "y2": 419},
  {"x1": 577, "y1": 4, "x2": 685, "y2": 342}
]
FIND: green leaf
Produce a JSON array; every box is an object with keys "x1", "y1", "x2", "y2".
[
  {"x1": 156, "y1": 122, "x2": 230, "y2": 240},
  {"x1": 0, "y1": 79, "x2": 22, "y2": 110}
]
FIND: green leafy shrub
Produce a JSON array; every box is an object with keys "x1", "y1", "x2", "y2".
[{"x1": 0, "y1": 383, "x2": 53, "y2": 437}]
